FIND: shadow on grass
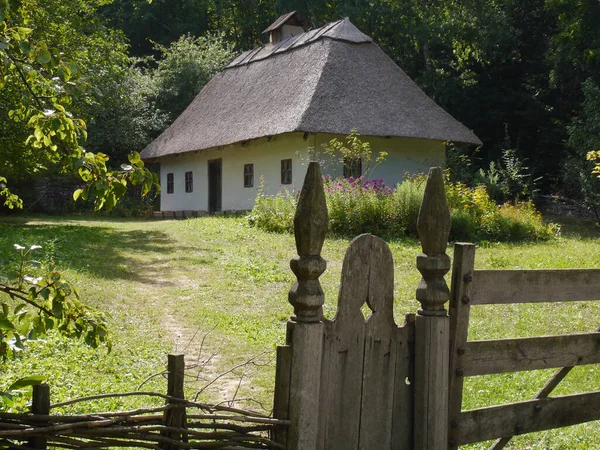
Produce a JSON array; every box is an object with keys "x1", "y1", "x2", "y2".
[
  {"x1": 545, "y1": 215, "x2": 600, "y2": 239},
  {"x1": 0, "y1": 217, "x2": 200, "y2": 285}
]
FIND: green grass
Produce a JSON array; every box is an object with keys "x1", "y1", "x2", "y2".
[{"x1": 1, "y1": 214, "x2": 600, "y2": 447}]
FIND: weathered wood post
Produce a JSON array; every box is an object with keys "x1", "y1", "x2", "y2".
[
  {"x1": 30, "y1": 383, "x2": 50, "y2": 449},
  {"x1": 286, "y1": 162, "x2": 328, "y2": 450},
  {"x1": 414, "y1": 167, "x2": 452, "y2": 449},
  {"x1": 162, "y1": 353, "x2": 187, "y2": 449}
]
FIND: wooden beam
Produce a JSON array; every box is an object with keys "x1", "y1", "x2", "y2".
[
  {"x1": 462, "y1": 333, "x2": 600, "y2": 376},
  {"x1": 471, "y1": 269, "x2": 600, "y2": 305},
  {"x1": 457, "y1": 391, "x2": 600, "y2": 445}
]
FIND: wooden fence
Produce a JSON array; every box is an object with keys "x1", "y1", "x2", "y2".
[
  {"x1": 273, "y1": 162, "x2": 600, "y2": 450},
  {"x1": 448, "y1": 245, "x2": 600, "y2": 448},
  {"x1": 0, "y1": 354, "x2": 286, "y2": 449}
]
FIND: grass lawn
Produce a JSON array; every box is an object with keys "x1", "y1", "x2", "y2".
[{"x1": 1, "y1": 214, "x2": 600, "y2": 448}]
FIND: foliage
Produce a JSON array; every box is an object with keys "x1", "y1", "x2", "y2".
[
  {"x1": 445, "y1": 182, "x2": 558, "y2": 241},
  {"x1": 563, "y1": 78, "x2": 600, "y2": 221},
  {"x1": 0, "y1": 374, "x2": 43, "y2": 409},
  {"x1": 318, "y1": 130, "x2": 387, "y2": 180},
  {"x1": 246, "y1": 177, "x2": 296, "y2": 234},
  {"x1": 325, "y1": 176, "x2": 398, "y2": 237},
  {"x1": 248, "y1": 173, "x2": 557, "y2": 242},
  {"x1": 0, "y1": 0, "x2": 159, "y2": 211},
  {"x1": 0, "y1": 242, "x2": 110, "y2": 362},
  {"x1": 148, "y1": 33, "x2": 234, "y2": 121},
  {"x1": 474, "y1": 147, "x2": 537, "y2": 203}
]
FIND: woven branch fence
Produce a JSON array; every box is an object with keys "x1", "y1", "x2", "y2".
[{"x1": 0, "y1": 355, "x2": 287, "y2": 449}]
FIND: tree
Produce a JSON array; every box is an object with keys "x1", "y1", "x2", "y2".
[
  {"x1": 0, "y1": 0, "x2": 158, "y2": 211},
  {"x1": 564, "y1": 79, "x2": 600, "y2": 221}
]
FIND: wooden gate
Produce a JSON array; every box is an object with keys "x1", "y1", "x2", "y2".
[{"x1": 273, "y1": 162, "x2": 600, "y2": 450}]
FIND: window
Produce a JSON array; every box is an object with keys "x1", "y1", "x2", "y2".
[
  {"x1": 167, "y1": 173, "x2": 174, "y2": 194},
  {"x1": 244, "y1": 164, "x2": 254, "y2": 188},
  {"x1": 281, "y1": 159, "x2": 292, "y2": 184},
  {"x1": 185, "y1": 171, "x2": 193, "y2": 193},
  {"x1": 343, "y1": 157, "x2": 362, "y2": 179}
]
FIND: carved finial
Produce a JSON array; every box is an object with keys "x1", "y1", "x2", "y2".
[
  {"x1": 288, "y1": 162, "x2": 329, "y2": 322},
  {"x1": 416, "y1": 167, "x2": 451, "y2": 315}
]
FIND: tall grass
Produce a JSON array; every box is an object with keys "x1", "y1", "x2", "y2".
[{"x1": 248, "y1": 175, "x2": 558, "y2": 241}]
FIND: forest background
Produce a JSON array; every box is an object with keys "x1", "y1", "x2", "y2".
[{"x1": 1, "y1": 0, "x2": 600, "y2": 213}]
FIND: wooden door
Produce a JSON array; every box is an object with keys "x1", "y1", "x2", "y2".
[{"x1": 208, "y1": 159, "x2": 222, "y2": 212}]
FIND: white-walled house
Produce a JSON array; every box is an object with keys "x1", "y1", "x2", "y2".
[{"x1": 141, "y1": 12, "x2": 481, "y2": 214}]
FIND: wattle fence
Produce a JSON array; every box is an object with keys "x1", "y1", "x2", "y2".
[{"x1": 0, "y1": 355, "x2": 285, "y2": 449}]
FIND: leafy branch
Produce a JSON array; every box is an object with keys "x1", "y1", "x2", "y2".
[{"x1": 0, "y1": 244, "x2": 110, "y2": 360}]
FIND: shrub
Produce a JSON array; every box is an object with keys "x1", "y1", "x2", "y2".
[
  {"x1": 248, "y1": 174, "x2": 557, "y2": 242},
  {"x1": 246, "y1": 179, "x2": 296, "y2": 233}
]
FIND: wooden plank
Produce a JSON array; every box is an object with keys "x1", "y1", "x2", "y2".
[
  {"x1": 359, "y1": 235, "x2": 397, "y2": 450},
  {"x1": 462, "y1": 332, "x2": 600, "y2": 376},
  {"x1": 273, "y1": 345, "x2": 292, "y2": 446},
  {"x1": 447, "y1": 243, "x2": 476, "y2": 449},
  {"x1": 414, "y1": 315, "x2": 449, "y2": 449},
  {"x1": 391, "y1": 314, "x2": 415, "y2": 450},
  {"x1": 162, "y1": 354, "x2": 186, "y2": 449},
  {"x1": 471, "y1": 269, "x2": 600, "y2": 305},
  {"x1": 317, "y1": 235, "x2": 370, "y2": 450},
  {"x1": 289, "y1": 321, "x2": 324, "y2": 450},
  {"x1": 457, "y1": 391, "x2": 600, "y2": 445}
]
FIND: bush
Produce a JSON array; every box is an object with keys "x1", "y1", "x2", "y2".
[
  {"x1": 246, "y1": 179, "x2": 296, "y2": 233},
  {"x1": 248, "y1": 174, "x2": 557, "y2": 242}
]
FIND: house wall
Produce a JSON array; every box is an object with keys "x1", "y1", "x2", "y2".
[
  {"x1": 158, "y1": 133, "x2": 310, "y2": 212},
  {"x1": 157, "y1": 133, "x2": 445, "y2": 213},
  {"x1": 312, "y1": 134, "x2": 445, "y2": 187}
]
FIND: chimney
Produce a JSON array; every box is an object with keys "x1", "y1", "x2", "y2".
[{"x1": 262, "y1": 11, "x2": 306, "y2": 45}]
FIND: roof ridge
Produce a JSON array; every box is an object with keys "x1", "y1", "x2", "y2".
[{"x1": 225, "y1": 18, "x2": 370, "y2": 70}]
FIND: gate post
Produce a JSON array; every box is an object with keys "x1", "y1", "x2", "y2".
[
  {"x1": 414, "y1": 167, "x2": 452, "y2": 449},
  {"x1": 286, "y1": 162, "x2": 328, "y2": 450}
]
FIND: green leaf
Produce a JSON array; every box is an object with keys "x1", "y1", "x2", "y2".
[
  {"x1": 0, "y1": 318, "x2": 15, "y2": 330},
  {"x1": 7, "y1": 376, "x2": 45, "y2": 391},
  {"x1": 36, "y1": 49, "x2": 52, "y2": 64},
  {"x1": 128, "y1": 152, "x2": 141, "y2": 165},
  {"x1": 73, "y1": 188, "x2": 83, "y2": 201}
]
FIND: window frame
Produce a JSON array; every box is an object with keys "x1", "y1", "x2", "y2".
[
  {"x1": 185, "y1": 171, "x2": 193, "y2": 193},
  {"x1": 343, "y1": 157, "x2": 362, "y2": 179},
  {"x1": 243, "y1": 164, "x2": 254, "y2": 188},
  {"x1": 281, "y1": 159, "x2": 292, "y2": 185},
  {"x1": 166, "y1": 173, "x2": 174, "y2": 194}
]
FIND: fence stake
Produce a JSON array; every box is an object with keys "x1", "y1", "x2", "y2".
[
  {"x1": 162, "y1": 353, "x2": 186, "y2": 449},
  {"x1": 286, "y1": 162, "x2": 328, "y2": 450},
  {"x1": 414, "y1": 167, "x2": 452, "y2": 450},
  {"x1": 29, "y1": 383, "x2": 50, "y2": 450}
]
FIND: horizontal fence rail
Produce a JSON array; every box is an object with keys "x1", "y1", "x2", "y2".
[
  {"x1": 457, "y1": 391, "x2": 600, "y2": 445},
  {"x1": 462, "y1": 332, "x2": 600, "y2": 375},
  {"x1": 470, "y1": 269, "x2": 600, "y2": 305}
]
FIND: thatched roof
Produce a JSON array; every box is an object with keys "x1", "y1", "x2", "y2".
[{"x1": 141, "y1": 18, "x2": 481, "y2": 160}]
